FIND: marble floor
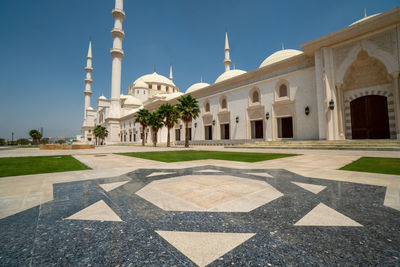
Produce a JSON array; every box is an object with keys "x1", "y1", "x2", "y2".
[{"x1": 0, "y1": 147, "x2": 399, "y2": 266}]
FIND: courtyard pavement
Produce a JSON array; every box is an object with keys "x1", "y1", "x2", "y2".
[{"x1": 0, "y1": 146, "x2": 399, "y2": 266}]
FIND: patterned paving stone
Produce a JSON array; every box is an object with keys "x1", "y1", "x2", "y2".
[{"x1": 0, "y1": 166, "x2": 399, "y2": 266}]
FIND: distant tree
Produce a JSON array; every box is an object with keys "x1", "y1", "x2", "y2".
[
  {"x1": 56, "y1": 140, "x2": 66, "y2": 144},
  {"x1": 40, "y1": 138, "x2": 49, "y2": 145},
  {"x1": 134, "y1": 109, "x2": 150, "y2": 146},
  {"x1": 16, "y1": 138, "x2": 31, "y2": 145},
  {"x1": 29, "y1": 130, "x2": 42, "y2": 145},
  {"x1": 0, "y1": 138, "x2": 5, "y2": 146},
  {"x1": 147, "y1": 111, "x2": 164, "y2": 147},
  {"x1": 176, "y1": 95, "x2": 200, "y2": 148},
  {"x1": 93, "y1": 125, "x2": 108, "y2": 145},
  {"x1": 158, "y1": 104, "x2": 180, "y2": 147}
]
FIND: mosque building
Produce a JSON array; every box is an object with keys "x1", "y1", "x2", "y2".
[{"x1": 81, "y1": 0, "x2": 400, "y2": 145}]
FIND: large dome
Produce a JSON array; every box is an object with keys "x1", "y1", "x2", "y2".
[
  {"x1": 215, "y1": 69, "x2": 247, "y2": 83},
  {"x1": 134, "y1": 72, "x2": 176, "y2": 87},
  {"x1": 349, "y1": 13, "x2": 381, "y2": 26},
  {"x1": 132, "y1": 80, "x2": 148, "y2": 88},
  {"x1": 124, "y1": 95, "x2": 142, "y2": 106},
  {"x1": 186, "y1": 82, "x2": 210, "y2": 93},
  {"x1": 259, "y1": 49, "x2": 303, "y2": 68}
]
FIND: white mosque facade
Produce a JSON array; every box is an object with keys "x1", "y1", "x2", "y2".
[{"x1": 81, "y1": 0, "x2": 400, "y2": 145}]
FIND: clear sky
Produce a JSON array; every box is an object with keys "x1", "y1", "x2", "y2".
[{"x1": 0, "y1": 0, "x2": 397, "y2": 139}]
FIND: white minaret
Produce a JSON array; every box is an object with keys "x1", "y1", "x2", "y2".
[
  {"x1": 107, "y1": 0, "x2": 125, "y2": 143},
  {"x1": 224, "y1": 32, "x2": 231, "y2": 72},
  {"x1": 169, "y1": 65, "x2": 173, "y2": 81},
  {"x1": 109, "y1": 0, "x2": 125, "y2": 119},
  {"x1": 83, "y1": 41, "x2": 93, "y2": 125}
]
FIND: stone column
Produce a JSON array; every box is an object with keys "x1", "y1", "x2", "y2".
[{"x1": 391, "y1": 72, "x2": 400, "y2": 139}]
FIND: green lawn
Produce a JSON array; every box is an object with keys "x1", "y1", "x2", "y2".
[
  {"x1": 0, "y1": 155, "x2": 90, "y2": 178},
  {"x1": 118, "y1": 150, "x2": 297, "y2": 163},
  {"x1": 340, "y1": 157, "x2": 400, "y2": 175}
]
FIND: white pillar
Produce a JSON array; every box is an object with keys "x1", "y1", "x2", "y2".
[
  {"x1": 107, "y1": 0, "x2": 125, "y2": 143},
  {"x1": 392, "y1": 72, "x2": 400, "y2": 139},
  {"x1": 224, "y1": 32, "x2": 231, "y2": 72},
  {"x1": 83, "y1": 41, "x2": 93, "y2": 125},
  {"x1": 314, "y1": 50, "x2": 326, "y2": 139}
]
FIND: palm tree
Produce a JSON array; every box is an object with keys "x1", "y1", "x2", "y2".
[
  {"x1": 29, "y1": 129, "x2": 42, "y2": 145},
  {"x1": 158, "y1": 103, "x2": 180, "y2": 147},
  {"x1": 147, "y1": 111, "x2": 164, "y2": 147},
  {"x1": 93, "y1": 125, "x2": 108, "y2": 145},
  {"x1": 135, "y1": 109, "x2": 150, "y2": 146},
  {"x1": 176, "y1": 94, "x2": 200, "y2": 148}
]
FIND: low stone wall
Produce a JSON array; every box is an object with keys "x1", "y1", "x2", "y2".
[
  {"x1": 40, "y1": 144, "x2": 95, "y2": 150},
  {"x1": 174, "y1": 139, "x2": 260, "y2": 146}
]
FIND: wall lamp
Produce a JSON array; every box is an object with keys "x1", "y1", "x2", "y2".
[
  {"x1": 212, "y1": 120, "x2": 215, "y2": 126},
  {"x1": 194, "y1": 122, "x2": 197, "y2": 128},
  {"x1": 180, "y1": 124, "x2": 182, "y2": 129},
  {"x1": 266, "y1": 112, "x2": 270, "y2": 120},
  {"x1": 305, "y1": 106, "x2": 310, "y2": 116},
  {"x1": 329, "y1": 99, "x2": 335, "y2": 110},
  {"x1": 236, "y1": 116, "x2": 239, "y2": 123}
]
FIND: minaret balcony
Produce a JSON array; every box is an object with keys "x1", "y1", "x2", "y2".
[
  {"x1": 224, "y1": 59, "x2": 232, "y2": 64},
  {"x1": 110, "y1": 48, "x2": 124, "y2": 58},
  {"x1": 112, "y1": 9, "x2": 126, "y2": 21},
  {"x1": 84, "y1": 89, "x2": 93, "y2": 94},
  {"x1": 111, "y1": 28, "x2": 125, "y2": 39},
  {"x1": 85, "y1": 78, "x2": 93, "y2": 84},
  {"x1": 85, "y1": 67, "x2": 93, "y2": 72}
]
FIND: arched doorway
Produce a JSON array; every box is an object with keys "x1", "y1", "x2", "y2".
[{"x1": 350, "y1": 95, "x2": 390, "y2": 139}]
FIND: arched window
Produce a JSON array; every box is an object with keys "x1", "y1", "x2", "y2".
[
  {"x1": 221, "y1": 98, "x2": 227, "y2": 109},
  {"x1": 157, "y1": 85, "x2": 161, "y2": 91},
  {"x1": 252, "y1": 91, "x2": 259, "y2": 103},
  {"x1": 279, "y1": 84, "x2": 287, "y2": 97},
  {"x1": 205, "y1": 102, "x2": 210, "y2": 112}
]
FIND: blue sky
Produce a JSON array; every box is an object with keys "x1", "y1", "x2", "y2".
[{"x1": 0, "y1": 0, "x2": 397, "y2": 139}]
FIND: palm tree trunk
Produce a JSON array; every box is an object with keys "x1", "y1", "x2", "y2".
[
  {"x1": 142, "y1": 125, "x2": 145, "y2": 146},
  {"x1": 185, "y1": 121, "x2": 189, "y2": 148},
  {"x1": 153, "y1": 129, "x2": 157, "y2": 147},
  {"x1": 167, "y1": 127, "x2": 170, "y2": 147}
]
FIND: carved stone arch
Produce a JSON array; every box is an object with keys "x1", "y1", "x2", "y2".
[
  {"x1": 219, "y1": 95, "x2": 228, "y2": 111},
  {"x1": 275, "y1": 79, "x2": 290, "y2": 100},
  {"x1": 204, "y1": 100, "x2": 210, "y2": 113},
  {"x1": 336, "y1": 40, "x2": 397, "y2": 84},
  {"x1": 249, "y1": 87, "x2": 261, "y2": 105}
]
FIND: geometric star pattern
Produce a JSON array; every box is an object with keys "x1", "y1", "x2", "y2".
[
  {"x1": 291, "y1": 181, "x2": 327, "y2": 194},
  {"x1": 99, "y1": 181, "x2": 129, "y2": 192},
  {"x1": 156, "y1": 231, "x2": 255, "y2": 267},
  {"x1": 294, "y1": 203, "x2": 363, "y2": 227},
  {"x1": 65, "y1": 200, "x2": 122, "y2": 222}
]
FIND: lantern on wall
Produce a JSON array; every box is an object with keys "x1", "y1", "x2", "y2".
[
  {"x1": 235, "y1": 116, "x2": 239, "y2": 123},
  {"x1": 266, "y1": 112, "x2": 270, "y2": 120},
  {"x1": 194, "y1": 122, "x2": 197, "y2": 128},
  {"x1": 212, "y1": 120, "x2": 215, "y2": 126},
  {"x1": 180, "y1": 124, "x2": 182, "y2": 129},
  {"x1": 305, "y1": 106, "x2": 310, "y2": 116},
  {"x1": 329, "y1": 99, "x2": 335, "y2": 110}
]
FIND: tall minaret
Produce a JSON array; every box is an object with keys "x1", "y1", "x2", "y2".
[
  {"x1": 224, "y1": 32, "x2": 231, "y2": 72},
  {"x1": 83, "y1": 41, "x2": 93, "y2": 124},
  {"x1": 109, "y1": 0, "x2": 125, "y2": 119},
  {"x1": 169, "y1": 66, "x2": 173, "y2": 81}
]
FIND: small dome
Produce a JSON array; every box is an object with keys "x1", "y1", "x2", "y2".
[
  {"x1": 124, "y1": 95, "x2": 142, "y2": 106},
  {"x1": 87, "y1": 106, "x2": 94, "y2": 110},
  {"x1": 134, "y1": 72, "x2": 176, "y2": 88},
  {"x1": 349, "y1": 13, "x2": 381, "y2": 26},
  {"x1": 133, "y1": 80, "x2": 148, "y2": 88},
  {"x1": 259, "y1": 49, "x2": 303, "y2": 68},
  {"x1": 215, "y1": 69, "x2": 247, "y2": 83},
  {"x1": 186, "y1": 82, "x2": 210, "y2": 93},
  {"x1": 98, "y1": 95, "x2": 107, "y2": 100},
  {"x1": 120, "y1": 94, "x2": 128, "y2": 100}
]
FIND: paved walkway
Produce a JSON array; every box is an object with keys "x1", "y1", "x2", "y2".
[{"x1": 0, "y1": 146, "x2": 399, "y2": 265}]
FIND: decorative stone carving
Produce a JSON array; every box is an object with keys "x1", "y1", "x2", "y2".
[
  {"x1": 203, "y1": 114, "x2": 213, "y2": 125},
  {"x1": 366, "y1": 30, "x2": 395, "y2": 56},
  {"x1": 343, "y1": 51, "x2": 391, "y2": 90},
  {"x1": 273, "y1": 101, "x2": 295, "y2": 117},
  {"x1": 218, "y1": 111, "x2": 230, "y2": 124},
  {"x1": 247, "y1": 105, "x2": 264, "y2": 120},
  {"x1": 333, "y1": 42, "x2": 357, "y2": 72}
]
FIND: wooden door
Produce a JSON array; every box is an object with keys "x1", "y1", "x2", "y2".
[
  {"x1": 281, "y1": 117, "x2": 293, "y2": 138},
  {"x1": 350, "y1": 95, "x2": 390, "y2": 139}
]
